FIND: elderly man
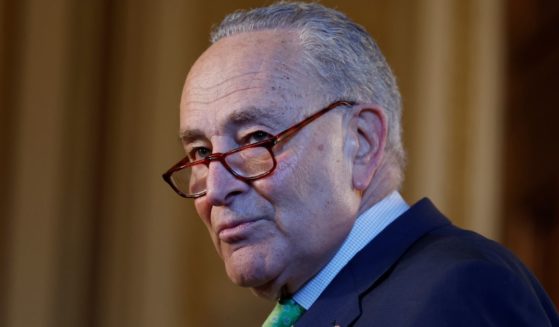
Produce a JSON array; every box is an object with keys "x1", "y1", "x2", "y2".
[{"x1": 163, "y1": 2, "x2": 558, "y2": 326}]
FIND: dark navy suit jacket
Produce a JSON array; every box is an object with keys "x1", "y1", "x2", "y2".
[{"x1": 296, "y1": 199, "x2": 559, "y2": 326}]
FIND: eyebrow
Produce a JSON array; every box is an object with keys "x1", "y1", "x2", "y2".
[
  {"x1": 179, "y1": 105, "x2": 289, "y2": 143},
  {"x1": 179, "y1": 129, "x2": 205, "y2": 144},
  {"x1": 229, "y1": 105, "x2": 286, "y2": 126}
]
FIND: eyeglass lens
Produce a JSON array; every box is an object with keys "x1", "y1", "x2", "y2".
[{"x1": 170, "y1": 146, "x2": 275, "y2": 196}]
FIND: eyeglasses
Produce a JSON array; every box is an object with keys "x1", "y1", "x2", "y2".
[{"x1": 162, "y1": 100, "x2": 355, "y2": 198}]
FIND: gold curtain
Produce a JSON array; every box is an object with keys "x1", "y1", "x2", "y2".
[{"x1": 0, "y1": 0, "x2": 504, "y2": 326}]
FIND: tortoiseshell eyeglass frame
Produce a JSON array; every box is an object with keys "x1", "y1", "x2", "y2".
[{"x1": 162, "y1": 100, "x2": 355, "y2": 198}]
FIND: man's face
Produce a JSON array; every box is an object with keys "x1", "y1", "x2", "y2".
[{"x1": 180, "y1": 30, "x2": 360, "y2": 299}]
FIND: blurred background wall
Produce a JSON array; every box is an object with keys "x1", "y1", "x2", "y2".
[{"x1": 0, "y1": 0, "x2": 557, "y2": 326}]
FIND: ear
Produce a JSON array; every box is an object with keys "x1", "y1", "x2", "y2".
[{"x1": 347, "y1": 104, "x2": 388, "y2": 191}]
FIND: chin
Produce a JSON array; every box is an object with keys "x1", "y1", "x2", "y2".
[
  {"x1": 224, "y1": 254, "x2": 283, "y2": 299},
  {"x1": 225, "y1": 261, "x2": 267, "y2": 287},
  {"x1": 251, "y1": 283, "x2": 282, "y2": 300}
]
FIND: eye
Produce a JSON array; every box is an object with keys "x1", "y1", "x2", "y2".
[
  {"x1": 189, "y1": 147, "x2": 211, "y2": 161},
  {"x1": 246, "y1": 130, "x2": 273, "y2": 144}
]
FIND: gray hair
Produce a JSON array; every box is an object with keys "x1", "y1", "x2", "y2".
[{"x1": 211, "y1": 1, "x2": 405, "y2": 183}]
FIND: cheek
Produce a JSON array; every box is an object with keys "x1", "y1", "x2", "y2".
[
  {"x1": 253, "y1": 154, "x2": 328, "y2": 231},
  {"x1": 252, "y1": 149, "x2": 307, "y2": 204},
  {"x1": 250, "y1": 160, "x2": 307, "y2": 243},
  {"x1": 194, "y1": 199, "x2": 212, "y2": 227},
  {"x1": 194, "y1": 199, "x2": 225, "y2": 258},
  {"x1": 257, "y1": 142, "x2": 330, "y2": 197}
]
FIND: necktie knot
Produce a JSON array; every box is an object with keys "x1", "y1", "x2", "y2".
[{"x1": 262, "y1": 297, "x2": 305, "y2": 327}]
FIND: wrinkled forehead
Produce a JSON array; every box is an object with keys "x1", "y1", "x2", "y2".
[
  {"x1": 179, "y1": 30, "x2": 323, "y2": 135},
  {"x1": 185, "y1": 30, "x2": 304, "y2": 89}
]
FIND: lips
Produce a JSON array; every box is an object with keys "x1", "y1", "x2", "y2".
[{"x1": 216, "y1": 219, "x2": 262, "y2": 243}]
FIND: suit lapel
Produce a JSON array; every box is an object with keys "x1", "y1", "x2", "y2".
[{"x1": 296, "y1": 199, "x2": 450, "y2": 326}]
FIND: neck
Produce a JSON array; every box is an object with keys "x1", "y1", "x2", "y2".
[{"x1": 357, "y1": 161, "x2": 399, "y2": 217}]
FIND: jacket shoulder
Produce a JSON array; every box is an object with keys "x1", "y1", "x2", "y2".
[{"x1": 356, "y1": 225, "x2": 558, "y2": 326}]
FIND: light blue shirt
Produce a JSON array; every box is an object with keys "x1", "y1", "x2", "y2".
[{"x1": 293, "y1": 191, "x2": 409, "y2": 309}]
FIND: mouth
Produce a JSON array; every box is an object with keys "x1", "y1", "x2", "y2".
[{"x1": 216, "y1": 219, "x2": 262, "y2": 243}]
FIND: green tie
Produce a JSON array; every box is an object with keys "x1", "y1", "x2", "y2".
[{"x1": 262, "y1": 298, "x2": 305, "y2": 327}]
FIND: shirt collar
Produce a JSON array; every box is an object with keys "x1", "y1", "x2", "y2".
[{"x1": 293, "y1": 191, "x2": 409, "y2": 309}]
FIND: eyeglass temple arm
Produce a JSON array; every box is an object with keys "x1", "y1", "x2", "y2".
[{"x1": 275, "y1": 101, "x2": 355, "y2": 144}]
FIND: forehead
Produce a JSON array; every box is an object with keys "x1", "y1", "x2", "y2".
[{"x1": 179, "y1": 30, "x2": 322, "y2": 136}]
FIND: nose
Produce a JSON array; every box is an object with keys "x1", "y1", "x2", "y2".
[{"x1": 204, "y1": 159, "x2": 248, "y2": 206}]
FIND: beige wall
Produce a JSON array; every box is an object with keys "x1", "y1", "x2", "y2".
[{"x1": 0, "y1": 0, "x2": 504, "y2": 326}]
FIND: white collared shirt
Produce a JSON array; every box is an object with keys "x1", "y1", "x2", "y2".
[{"x1": 293, "y1": 191, "x2": 409, "y2": 309}]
